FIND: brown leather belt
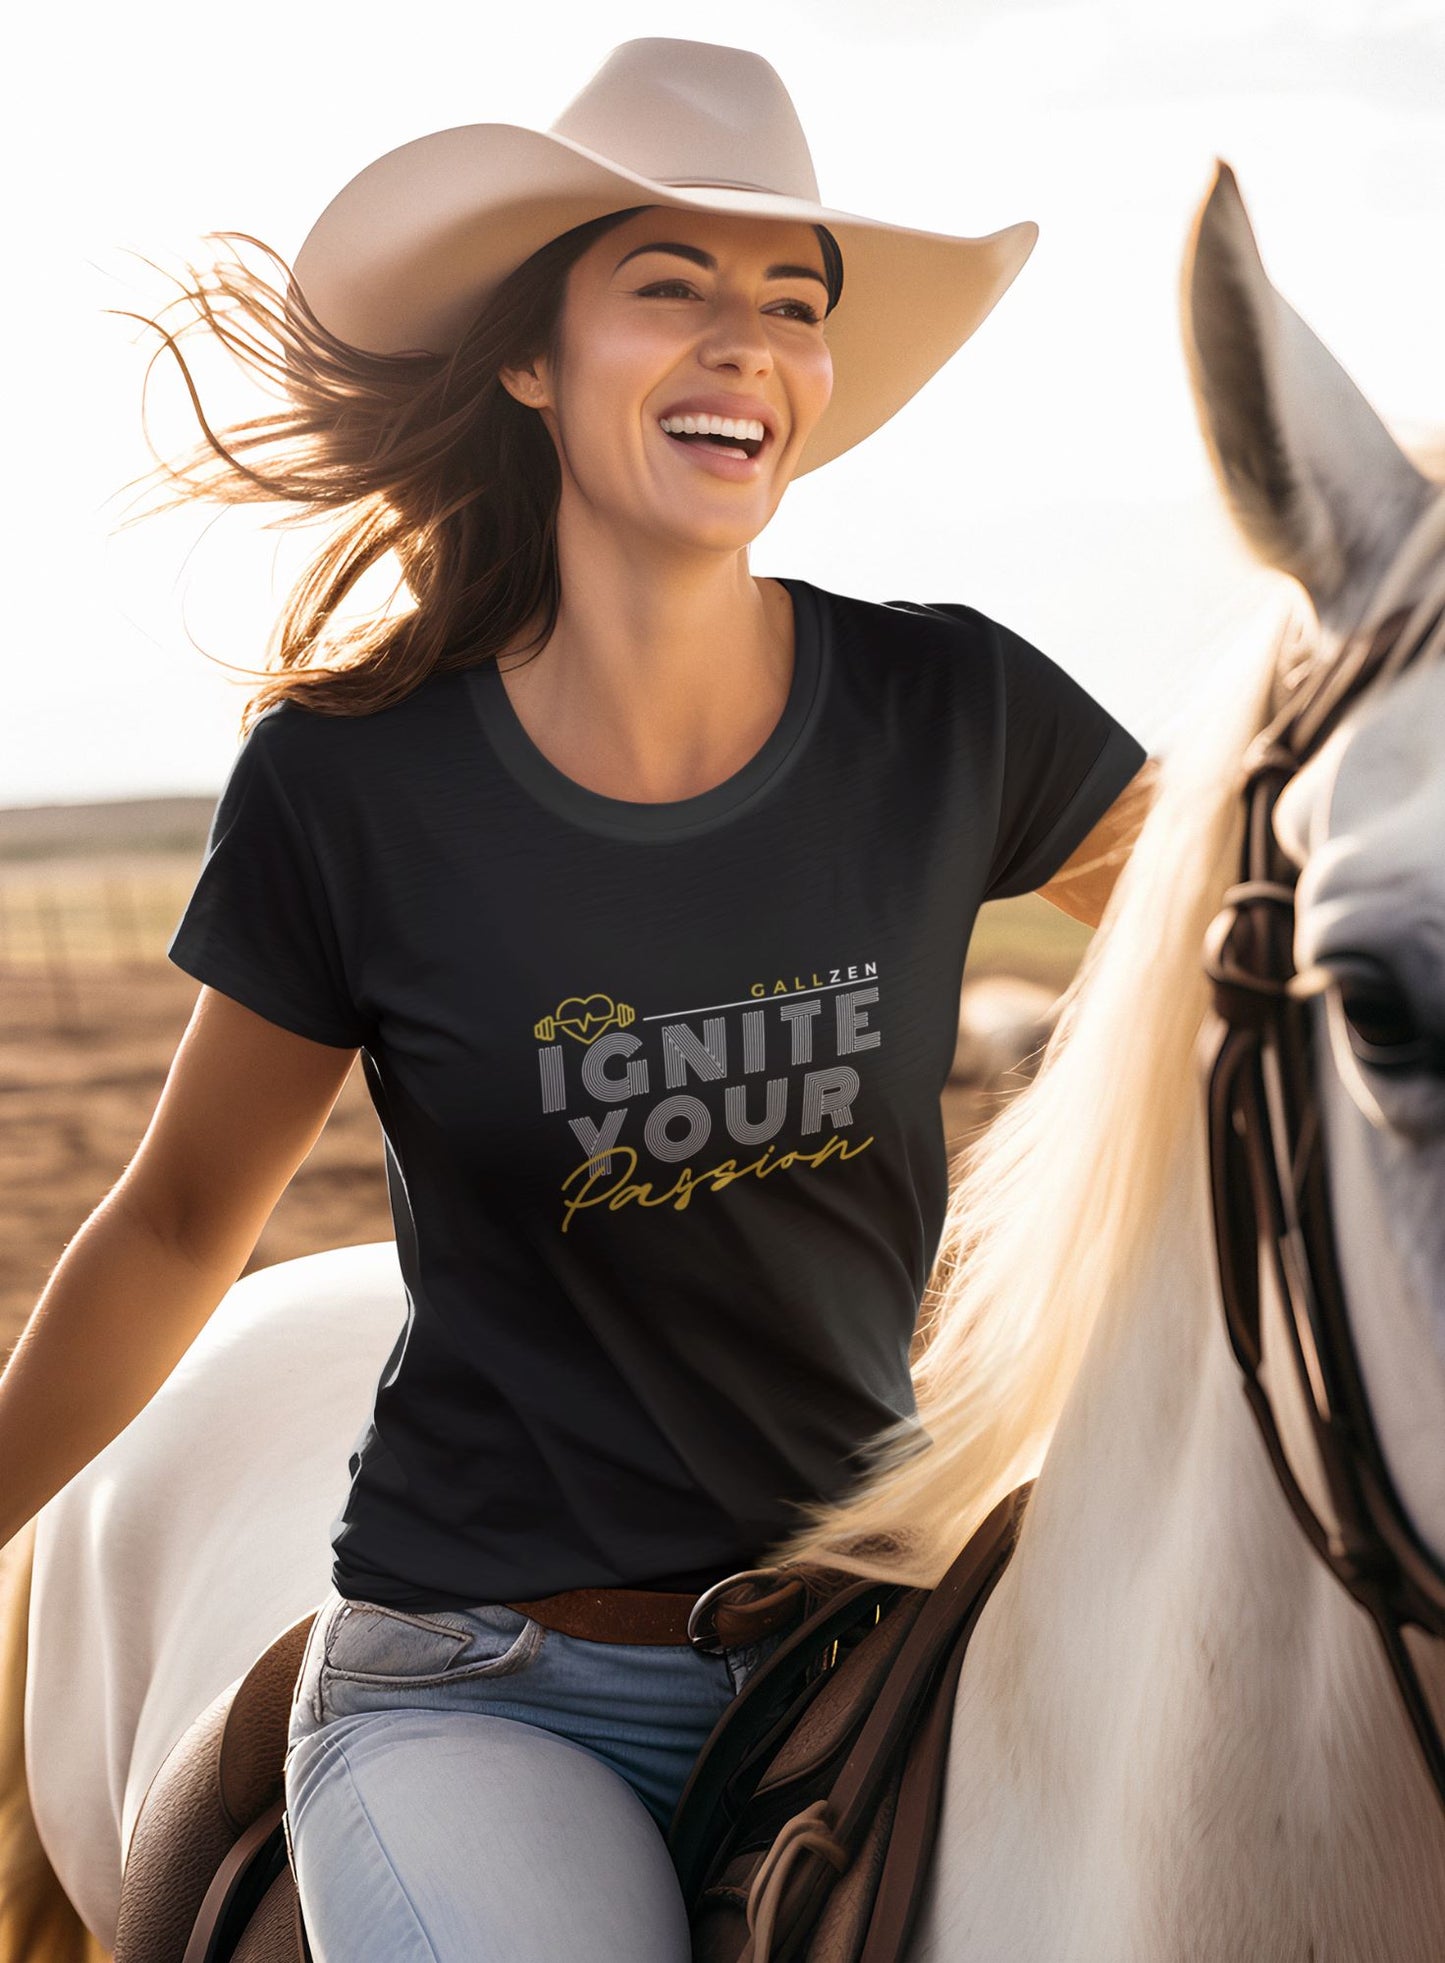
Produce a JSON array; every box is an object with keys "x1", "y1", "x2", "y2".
[{"x1": 504, "y1": 1565, "x2": 811, "y2": 1652}]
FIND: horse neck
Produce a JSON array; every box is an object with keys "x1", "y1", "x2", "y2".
[{"x1": 949, "y1": 1094, "x2": 1445, "y2": 1957}]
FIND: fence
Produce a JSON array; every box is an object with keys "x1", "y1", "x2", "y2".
[{"x1": 0, "y1": 858, "x2": 199, "y2": 1023}]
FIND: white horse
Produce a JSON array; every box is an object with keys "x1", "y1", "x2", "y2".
[
  {"x1": 4, "y1": 158, "x2": 1443, "y2": 1961},
  {"x1": 898, "y1": 165, "x2": 1445, "y2": 1956}
]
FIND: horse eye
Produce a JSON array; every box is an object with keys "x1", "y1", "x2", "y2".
[{"x1": 1330, "y1": 958, "x2": 1432, "y2": 1070}]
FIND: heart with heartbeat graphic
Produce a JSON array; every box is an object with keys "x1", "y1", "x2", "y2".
[{"x1": 533, "y1": 994, "x2": 637, "y2": 1044}]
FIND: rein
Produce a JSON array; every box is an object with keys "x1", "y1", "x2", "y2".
[{"x1": 1201, "y1": 591, "x2": 1445, "y2": 1810}]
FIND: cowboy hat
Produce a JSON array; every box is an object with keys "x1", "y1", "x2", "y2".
[{"x1": 291, "y1": 36, "x2": 1039, "y2": 478}]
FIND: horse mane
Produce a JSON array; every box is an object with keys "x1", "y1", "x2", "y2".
[{"x1": 763, "y1": 432, "x2": 1445, "y2": 1594}]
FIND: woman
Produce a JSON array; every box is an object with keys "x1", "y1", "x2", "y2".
[{"x1": 0, "y1": 36, "x2": 1155, "y2": 1961}]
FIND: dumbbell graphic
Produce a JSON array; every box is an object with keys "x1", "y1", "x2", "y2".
[{"x1": 534, "y1": 995, "x2": 637, "y2": 1044}]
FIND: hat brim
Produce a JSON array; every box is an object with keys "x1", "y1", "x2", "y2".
[{"x1": 291, "y1": 121, "x2": 1039, "y2": 477}]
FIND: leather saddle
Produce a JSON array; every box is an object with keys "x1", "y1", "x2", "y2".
[{"x1": 113, "y1": 1611, "x2": 316, "y2": 1963}]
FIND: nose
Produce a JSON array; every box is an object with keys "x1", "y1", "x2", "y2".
[{"x1": 696, "y1": 288, "x2": 776, "y2": 376}]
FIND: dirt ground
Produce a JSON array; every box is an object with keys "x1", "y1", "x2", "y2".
[
  {"x1": 1, "y1": 957, "x2": 1038, "y2": 1353},
  {"x1": 0, "y1": 963, "x2": 391, "y2": 1350}
]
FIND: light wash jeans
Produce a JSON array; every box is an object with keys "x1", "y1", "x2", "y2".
[{"x1": 282, "y1": 1582, "x2": 786, "y2": 1961}]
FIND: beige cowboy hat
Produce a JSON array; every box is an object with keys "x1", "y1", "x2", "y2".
[{"x1": 291, "y1": 36, "x2": 1039, "y2": 478}]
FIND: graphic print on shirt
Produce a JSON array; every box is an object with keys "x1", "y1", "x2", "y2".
[{"x1": 533, "y1": 963, "x2": 881, "y2": 1231}]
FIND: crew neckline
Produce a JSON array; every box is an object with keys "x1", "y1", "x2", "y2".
[{"x1": 464, "y1": 576, "x2": 826, "y2": 842}]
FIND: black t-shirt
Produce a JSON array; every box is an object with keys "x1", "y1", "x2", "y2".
[{"x1": 167, "y1": 577, "x2": 1147, "y2": 1609}]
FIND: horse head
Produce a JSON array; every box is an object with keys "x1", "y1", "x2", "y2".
[{"x1": 1183, "y1": 156, "x2": 1445, "y2": 1627}]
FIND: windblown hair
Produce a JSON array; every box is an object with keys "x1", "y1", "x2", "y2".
[
  {"x1": 761, "y1": 439, "x2": 1445, "y2": 1595},
  {"x1": 117, "y1": 209, "x2": 844, "y2": 737}
]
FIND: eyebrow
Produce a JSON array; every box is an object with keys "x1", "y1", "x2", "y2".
[{"x1": 613, "y1": 241, "x2": 829, "y2": 289}]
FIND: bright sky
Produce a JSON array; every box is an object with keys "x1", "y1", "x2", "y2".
[{"x1": 5, "y1": 0, "x2": 1442, "y2": 804}]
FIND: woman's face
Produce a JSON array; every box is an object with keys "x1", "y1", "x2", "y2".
[{"x1": 502, "y1": 205, "x2": 835, "y2": 557}]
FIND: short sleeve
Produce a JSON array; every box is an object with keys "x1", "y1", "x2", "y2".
[
  {"x1": 167, "y1": 711, "x2": 369, "y2": 1048},
  {"x1": 983, "y1": 619, "x2": 1149, "y2": 902}
]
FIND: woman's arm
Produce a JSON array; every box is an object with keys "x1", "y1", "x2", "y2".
[
  {"x1": 1037, "y1": 755, "x2": 1162, "y2": 928},
  {"x1": 0, "y1": 988, "x2": 357, "y2": 1551}
]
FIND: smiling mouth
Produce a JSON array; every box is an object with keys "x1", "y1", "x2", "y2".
[
  {"x1": 658, "y1": 421, "x2": 771, "y2": 461},
  {"x1": 667, "y1": 432, "x2": 764, "y2": 460}
]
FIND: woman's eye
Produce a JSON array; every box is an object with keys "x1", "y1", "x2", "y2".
[{"x1": 637, "y1": 282, "x2": 821, "y2": 324}]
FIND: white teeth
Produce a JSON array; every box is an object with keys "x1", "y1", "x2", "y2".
[{"x1": 659, "y1": 413, "x2": 767, "y2": 443}]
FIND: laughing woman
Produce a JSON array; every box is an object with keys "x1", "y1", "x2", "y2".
[{"x1": 0, "y1": 36, "x2": 1156, "y2": 1961}]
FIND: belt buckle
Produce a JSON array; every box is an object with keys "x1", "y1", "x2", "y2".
[{"x1": 686, "y1": 1566, "x2": 786, "y2": 1657}]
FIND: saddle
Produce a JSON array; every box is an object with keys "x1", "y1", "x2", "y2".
[
  {"x1": 113, "y1": 1484, "x2": 1031, "y2": 1962},
  {"x1": 113, "y1": 1612, "x2": 313, "y2": 1963}
]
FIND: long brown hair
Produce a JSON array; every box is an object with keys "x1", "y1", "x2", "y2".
[{"x1": 120, "y1": 208, "x2": 843, "y2": 735}]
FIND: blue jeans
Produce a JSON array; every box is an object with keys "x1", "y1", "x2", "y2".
[{"x1": 283, "y1": 1583, "x2": 786, "y2": 1961}]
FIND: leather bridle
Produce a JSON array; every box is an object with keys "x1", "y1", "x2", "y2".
[{"x1": 1202, "y1": 590, "x2": 1445, "y2": 1810}]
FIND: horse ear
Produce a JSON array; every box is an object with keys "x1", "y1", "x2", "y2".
[{"x1": 1177, "y1": 158, "x2": 1436, "y2": 629}]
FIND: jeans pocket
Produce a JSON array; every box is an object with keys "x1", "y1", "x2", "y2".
[{"x1": 320, "y1": 1598, "x2": 545, "y2": 1701}]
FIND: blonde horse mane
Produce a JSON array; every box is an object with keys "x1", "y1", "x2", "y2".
[{"x1": 765, "y1": 441, "x2": 1445, "y2": 1594}]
